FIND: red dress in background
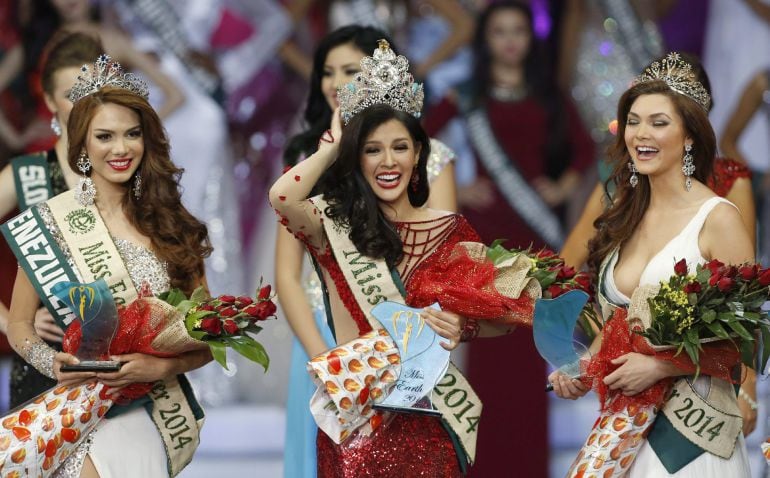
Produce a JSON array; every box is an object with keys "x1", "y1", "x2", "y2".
[
  {"x1": 424, "y1": 94, "x2": 595, "y2": 477},
  {"x1": 314, "y1": 215, "x2": 480, "y2": 477}
]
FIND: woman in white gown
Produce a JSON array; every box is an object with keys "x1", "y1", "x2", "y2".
[{"x1": 550, "y1": 53, "x2": 753, "y2": 476}]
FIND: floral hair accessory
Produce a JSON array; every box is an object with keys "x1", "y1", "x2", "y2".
[{"x1": 337, "y1": 39, "x2": 424, "y2": 124}]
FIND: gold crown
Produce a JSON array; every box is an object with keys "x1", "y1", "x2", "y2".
[
  {"x1": 633, "y1": 52, "x2": 711, "y2": 111},
  {"x1": 68, "y1": 54, "x2": 149, "y2": 103},
  {"x1": 337, "y1": 40, "x2": 424, "y2": 124}
]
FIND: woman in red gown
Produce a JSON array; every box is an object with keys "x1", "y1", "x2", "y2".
[{"x1": 270, "y1": 42, "x2": 510, "y2": 477}]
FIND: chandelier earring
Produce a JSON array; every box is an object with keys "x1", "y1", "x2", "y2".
[
  {"x1": 133, "y1": 172, "x2": 142, "y2": 199},
  {"x1": 50, "y1": 116, "x2": 62, "y2": 137},
  {"x1": 410, "y1": 167, "x2": 419, "y2": 193},
  {"x1": 628, "y1": 161, "x2": 639, "y2": 188},
  {"x1": 75, "y1": 152, "x2": 96, "y2": 206},
  {"x1": 682, "y1": 143, "x2": 695, "y2": 191}
]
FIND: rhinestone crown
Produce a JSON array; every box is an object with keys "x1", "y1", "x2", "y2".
[
  {"x1": 633, "y1": 52, "x2": 711, "y2": 112},
  {"x1": 338, "y1": 40, "x2": 424, "y2": 124},
  {"x1": 68, "y1": 54, "x2": 149, "y2": 103}
]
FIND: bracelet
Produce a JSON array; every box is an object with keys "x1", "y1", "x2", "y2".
[
  {"x1": 460, "y1": 318, "x2": 480, "y2": 342},
  {"x1": 738, "y1": 387, "x2": 758, "y2": 411},
  {"x1": 23, "y1": 339, "x2": 57, "y2": 379}
]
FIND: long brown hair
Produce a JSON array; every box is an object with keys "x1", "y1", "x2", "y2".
[
  {"x1": 67, "y1": 87, "x2": 212, "y2": 294},
  {"x1": 586, "y1": 80, "x2": 716, "y2": 276}
]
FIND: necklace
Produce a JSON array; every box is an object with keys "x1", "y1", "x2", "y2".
[{"x1": 489, "y1": 84, "x2": 528, "y2": 102}]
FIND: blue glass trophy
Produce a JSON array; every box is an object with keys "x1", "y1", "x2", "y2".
[{"x1": 52, "y1": 279, "x2": 122, "y2": 372}]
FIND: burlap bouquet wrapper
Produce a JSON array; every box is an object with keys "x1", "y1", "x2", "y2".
[
  {"x1": 307, "y1": 329, "x2": 401, "y2": 443},
  {"x1": 0, "y1": 382, "x2": 113, "y2": 477},
  {"x1": 762, "y1": 439, "x2": 770, "y2": 464}
]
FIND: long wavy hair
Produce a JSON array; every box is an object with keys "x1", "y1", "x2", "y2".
[
  {"x1": 283, "y1": 25, "x2": 395, "y2": 167},
  {"x1": 321, "y1": 105, "x2": 430, "y2": 267},
  {"x1": 471, "y1": 1, "x2": 571, "y2": 178},
  {"x1": 586, "y1": 80, "x2": 716, "y2": 276},
  {"x1": 66, "y1": 87, "x2": 212, "y2": 294}
]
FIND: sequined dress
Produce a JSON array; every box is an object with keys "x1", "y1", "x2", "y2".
[
  {"x1": 35, "y1": 202, "x2": 171, "y2": 478},
  {"x1": 8, "y1": 150, "x2": 68, "y2": 408},
  {"x1": 283, "y1": 138, "x2": 456, "y2": 478},
  {"x1": 313, "y1": 213, "x2": 479, "y2": 478}
]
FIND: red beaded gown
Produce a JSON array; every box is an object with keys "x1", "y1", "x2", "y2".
[{"x1": 310, "y1": 214, "x2": 480, "y2": 477}]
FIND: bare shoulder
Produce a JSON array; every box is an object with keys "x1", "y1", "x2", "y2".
[{"x1": 701, "y1": 200, "x2": 753, "y2": 262}]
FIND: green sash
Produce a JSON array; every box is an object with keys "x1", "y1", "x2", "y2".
[
  {"x1": 312, "y1": 196, "x2": 482, "y2": 472},
  {"x1": 1, "y1": 191, "x2": 203, "y2": 477},
  {"x1": 11, "y1": 153, "x2": 53, "y2": 211}
]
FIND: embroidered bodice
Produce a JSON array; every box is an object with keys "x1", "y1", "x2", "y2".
[
  {"x1": 309, "y1": 214, "x2": 479, "y2": 336},
  {"x1": 36, "y1": 203, "x2": 170, "y2": 295},
  {"x1": 601, "y1": 197, "x2": 733, "y2": 306}
]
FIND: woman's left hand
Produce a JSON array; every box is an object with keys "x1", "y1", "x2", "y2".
[
  {"x1": 95, "y1": 353, "x2": 176, "y2": 387},
  {"x1": 421, "y1": 308, "x2": 465, "y2": 351},
  {"x1": 603, "y1": 353, "x2": 670, "y2": 396}
]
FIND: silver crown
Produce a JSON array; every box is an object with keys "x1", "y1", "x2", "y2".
[
  {"x1": 633, "y1": 52, "x2": 711, "y2": 112},
  {"x1": 338, "y1": 40, "x2": 424, "y2": 124},
  {"x1": 68, "y1": 54, "x2": 150, "y2": 103}
]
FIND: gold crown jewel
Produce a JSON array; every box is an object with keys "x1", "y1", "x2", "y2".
[
  {"x1": 68, "y1": 54, "x2": 150, "y2": 103},
  {"x1": 338, "y1": 40, "x2": 424, "y2": 124},
  {"x1": 633, "y1": 52, "x2": 711, "y2": 112}
]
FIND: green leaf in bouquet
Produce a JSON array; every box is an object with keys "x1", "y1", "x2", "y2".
[
  {"x1": 244, "y1": 323, "x2": 263, "y2": 335},
  {"x1": 531, "y1": 269, "x2": 558, "y2": 288},
  {"x1": 717, "y1": 312, "x2": 735, "y2": 322},
  {"x1": 726, "y1": 319, "x2": 754, "y2": 342},
  {"x1": 705, "y1": 321, "x2": 731, "y2": 339},
  {"x1": 683, "y1": 340, "x2": 700, "y2": 376},
  {"x1": 223, "y1": 335, "x2": 270, "y2": 371},
  {"x1": 742, "y1": 311, "x2": 761, "y2": 322},
  {"x1": 190, "y1": 286, "x2": 209, "y2": 303},
  {"x1": 184, "y1": 312, "x2": 207, "y2": 340},
  {"x1": 161, "y1": 288, "x2": 188, "y2": 307},
  {"x1": 696, "y1": 267, "x2": 711, "y2": 283},
  {"x1": 706, "y1": 297, "x2": 725, "y2": 307},
  {"x1": 759, "y1": 325, "x2": 770, "y2": 374},
  {"x1": 739, "y1": 339, "x2": 755, "y2": 369},
  {"x1": 208, "y1": 339, "x2": 229, "y2": 369},
  {"x1": 685, "y1": 328, "x2": 700, "y2": 346},
  {"x1": 701, "y1": 309, "x2": 717, "y2": 324}
]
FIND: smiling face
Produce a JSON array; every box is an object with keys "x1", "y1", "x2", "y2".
[
  {"x1": 85, "y1": 102, "x2": 144, "y2": 187},
  {"x1": 624, "y1": 93, "x2": 692, "y2": 180},
  {"x1": 360, "y1": 119, "x2": 421, "y2": 206},
  {"x1": 322, "y1": 43, "x2": 366, "y2": 110},
  {"x1": 486, "y1": 7, "x2": 532, "y2": 67},
  {"x1": 43, "y1": 66, "x2": 81, "y2": 131}
]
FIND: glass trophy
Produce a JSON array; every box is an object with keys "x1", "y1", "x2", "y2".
[
  {"x1": 52, "y1": 279, "x2": 122, "y2": 372},
  {"x1": 371, "y1": 301, "x2": 449, "y2": 416}
]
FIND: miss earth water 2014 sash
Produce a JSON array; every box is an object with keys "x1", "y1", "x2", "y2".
[
  {"x1": 11, "y1": 153, "x2": 54, "y2": 211},
  {"x1": 311, "y1": 196, "x2": 482, "y2": 470},
  {"x1": 0, "y1": 191, "x2": 203, "y2": 477}
]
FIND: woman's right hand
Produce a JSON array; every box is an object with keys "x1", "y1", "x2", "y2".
[
  {"x1": 319, "y1": 107, "x2": 343, "y2": 155},
  {"x1": 548, "y1": 369, "x2": 589, "y2": 400},
  {"x1": 34, "y1": 307, "x2": 64, "y2": 343},
  {"x1": 53, "y1": 352, "x2": 96, "y2": 387}
]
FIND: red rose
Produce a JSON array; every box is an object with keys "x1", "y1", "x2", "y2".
[
  {"x1": 739, "y1": 265, "x2": 757, "y2": 281},
  {"x1": 705, "y1": 259, "x2": 724, "y2": 274},
  {"x1": 758, "y1": 269, "x2": 770, "y2": 287},
  {"x1": 219, "y1": 295, "x2": 236, "y2": 304},
  {"x1": 717, "y1": 276, "x2": 735, "y2": 292},
  {"x1": 220, "y1": 307, "x2": 238, "y2": 318},
  {"x1": 674, "y1": 258, "x2": 688, "y2": 276},
  {"x1": 253, "y1": 301, "x2": 277, "y2": 320},
  {"x1": 547, "y1": 285, "x2": 565, "y2": 298},
  {"x1": 243, "y1": 304, "x2": 260, "y2": 318},
  {"x1": 223, "y1": 319, "x2": 239, "y2": 335},
  {"x1": 723, "y1": 266, "x2": 738, "y2": 278},
  {"x1": 258, "y1": 285, "x2": 272, "y2": 300},
  {"x1": 557, "y1": 265, "x2": 576, "y2": 280},
  {"x1": 683, "y1": 282, "x2": 702, "y2": 294},
  {"x1": 536, "y1": 249, "x2": 556, "y2": 259},
  {"x1": 574, "y1": 274, "x2": 592, "y2": 291},
  {"x1": 200, "y1": 317, "x2": 222, "y2": 336},
  {"x1": 709, "y1": 273, "x2": 722, "y2": 287},
  {"x1": 236, "y1": 296, "x2": 253, "y2": 306},
  {"x1": 199, "y1": 304, "x2": 214, "y2": 312}
]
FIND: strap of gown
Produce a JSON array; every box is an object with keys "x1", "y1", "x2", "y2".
[{"x1": 676, "y1": 196, "x2": 734, "y2": 245}]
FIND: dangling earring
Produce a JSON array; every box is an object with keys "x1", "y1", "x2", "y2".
[
  {"x1": 628, "y1": 161, "x2": 638, "y2": 188},
  {"x1": 50, "y1": 116, "x2": 62, "y2": 137},
  {"x1": 682, "y1": 143, "x2": 695, "y2": 191},
  {"x1": 133, "y1": 172, "x2": 142, "y2": 199},
  {"x1": 410, "y1": 167, "x2": 419, "y2": 192},
  {"x1": 75, "y1": 152, "x2": 96, "y2": 206}
]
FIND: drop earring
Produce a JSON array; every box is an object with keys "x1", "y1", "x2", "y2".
[
  {"x1": 682, "y1": 143, "x2": 695, "y2": 191},
  {"x1": 628, "y1": 161, "x2": 638, "y2": 188},
  {"x1": 75, "y1": 152, "x2": 96, "y2": 206}
]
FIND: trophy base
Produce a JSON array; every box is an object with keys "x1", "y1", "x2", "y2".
[
  {"x1": 61, "y1": 360, "x2": 122, "y2": 372},
  {"x1": 373, "y1": 396, "x2": 442, "y2": 417}
]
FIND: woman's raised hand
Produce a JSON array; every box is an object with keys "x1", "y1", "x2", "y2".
[{"x1": 421, "y1": 308, "x2": 465, "y2": 351}]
